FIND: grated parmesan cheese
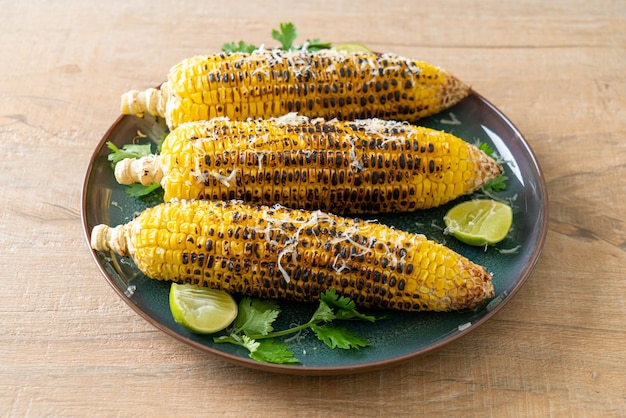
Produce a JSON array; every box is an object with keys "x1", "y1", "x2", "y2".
[
  {"x1": 457, "y1": 322, "x2": 471, "y2": 331},
  {"x1": 247, "y1": 206, "x2": 413, "y2": 283},
  {"x1": 494, "y1": 245, "x2": 521, "y2": 254},
  {"x1": 439, "y1": 112, "x2": 462, "y2": 125},
  {"x1": 124, "y1": 285, "x2": 137, "y2": 297}
]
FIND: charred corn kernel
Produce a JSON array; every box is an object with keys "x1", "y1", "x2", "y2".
[
  {"x1": 91, "y1": 199, "x2": 494, "y2": 312},
  {"x1": 121, "y1": 49, "x2": 470, "y2": 130},
  {"x1": 115, "y1": 115, "x2": 502, "y2": 214}
]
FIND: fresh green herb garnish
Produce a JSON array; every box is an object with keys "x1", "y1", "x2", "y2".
[
  {"x1": 478, "y1": 142, "x2": 509, "y2": 193},
  {"x1": 272, "y1": 22, "x2": 299, "y2": 50},
  {"x1": 234, "y1": 298, "x2": 281, "y2": 336},
  {"x1": 221, "y1": 22, "x2": 332, "y2": 53},
  {"x1": 124, "y1": 182, "x2": 162, "y2": 197},
  {"x1": 246, "y1": 337, "x2": 298, "y2": 364},
  {"x1": 482, "y1": 175, "x2": 509, "y2": 193},
  {"x1": 478, "y1": 142, "x2": 495, "y2": 157},
  {"x1": 106, "y1": 141, "x2": 153, "y2": 164},
  {"x1": 300, "y1": 38, "x2": 333, "y2": 52},
  {"x1": 214, "y1": 289, "x2": 382, "y2": 364},
  {"x1": 221, "y1": 40, "x2": 258, "y2": 54}
]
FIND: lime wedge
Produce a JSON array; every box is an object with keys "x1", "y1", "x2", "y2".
[
  {"x1": 169, "y1": 283, "x2": 238, "y2": 334},
  {"x1": 443, "y1": 200, "x2": 513, "y2": 246},
  {"x1": 334, "y1": 42, "x2": 374, "y2": 54}
]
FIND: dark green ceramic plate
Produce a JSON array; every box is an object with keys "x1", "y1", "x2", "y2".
[{"x1": 82, "y1": 91, "x2": 548, "y2": 375}]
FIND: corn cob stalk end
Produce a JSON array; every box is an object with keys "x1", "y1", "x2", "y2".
[
  {"x1": 121, "y1": 82, "x2": 169, "y2": 119},
  {"x1": 91, "y1": 224, "x2": 129, "y2": 257},
  {"x1": 114, "y1": 155, "x2": 162, "y2": 186},
  {"x1": 468, "y1": 145, "x2": 504, "y2": 191}
]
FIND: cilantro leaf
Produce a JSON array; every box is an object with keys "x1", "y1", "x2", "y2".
[
  {"x1": 221, "y1": 22, "x2": 333, "y2": 54},
  {"x1": 321, "y1": 289, "x2": 377, "y2": 322},
  {"x1": 482, "y1": 175, "x2": 509, "y2": 193},
  {"x1": 310, "y1": 300, "x2": 336, "y2": 323},
  {"x1": 320, "y1": 288, "x2": 354, "y2": 310},
  {"x1": 311, "y1": 324, "x2": 370, "y2": 350},
  {"x1": 124, "y1": 182, "x2": 162, "y2": 197},
  {"x1": 222, "y1": 40, "x2": 258, "y2": 53},
  {"x1": 239, "y1": 335, "x2": 260, "y2": 353},
  {"x1": 301, "y1": 38, "x2": 333, "y2": 52},
  {"x1": 272, "y1": 22, "x2": 298, "y2": 50},
  {"x1": 478, "y1": 142, "x2": 495, "y2": 158},
  {"x1": 214, "y1": 333, "x2": 298, "y2": 364},
  {"x1": 249, "y1": 339, "x2": 298, "y2": 364},
  {"x1": 234, "y1": 298, "x2": 280, "y2": 336},
  {"x1": 106, "y1": 141, "x2": 153, "y2": 165}
]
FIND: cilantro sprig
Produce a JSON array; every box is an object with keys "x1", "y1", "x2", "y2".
[
  {"x1": 106, "y1": 141, "x2": 152, "y2": 164},
  {"x1": 222, "y1": 22, "x2": 332, "y2": 53},
  {"x1": 106, "y1": 141, "x2": 163, "y2": 197},
  {"x1": 272, "y1": 22, "x2": 299, "y2": 50},
  {"x1": 221, "y1": 40, "x2": 257, "y2": 54},
  {"x1": 214, "y1": 289, "x2": 383, "y2": 364}
]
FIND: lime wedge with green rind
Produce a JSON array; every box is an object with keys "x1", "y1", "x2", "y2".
[
  {"x1": 334, "y1": 43, "x2": 374, "y2": 54},
  {"x1": 444, "y1": 200, "x2": 513, "y2": 246},
  {"x1": 169, "y1": 283, "x2": 238, "y2": 334}
]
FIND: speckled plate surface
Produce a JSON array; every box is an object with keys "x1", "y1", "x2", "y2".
[{"x1": 82, "y1": 91, "x2": 548, "y2": 375}]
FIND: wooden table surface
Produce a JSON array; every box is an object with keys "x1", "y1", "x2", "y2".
[{"x1": 2, "y1": 1, "x2": 625, "y2": 416}]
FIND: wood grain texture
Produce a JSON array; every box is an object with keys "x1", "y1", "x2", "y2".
[{"x1": 1, "y1": 0, "x2": 624, "y2": 416}]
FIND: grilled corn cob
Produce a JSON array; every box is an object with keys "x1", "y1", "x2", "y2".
[
  {"x1": 115, "y1": 115, "x2": 502, "y2": 214},
  {"x1": 121, "y1": 49, "x2": 470, "y2": 130},
  {"x1": 91, "y1": 199, "x2": 494, "y2": 312}
]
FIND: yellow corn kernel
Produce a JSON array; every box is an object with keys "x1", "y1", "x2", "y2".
[
  {"x1": 91, "y1": 199, "x2": 494, "y2": 312},
  {"x1": 114, "y1": 116, "x2": 502, "y2": 214},
  {"x1": 121, "y1": 49, "x2": 470, "y2": 130}
]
